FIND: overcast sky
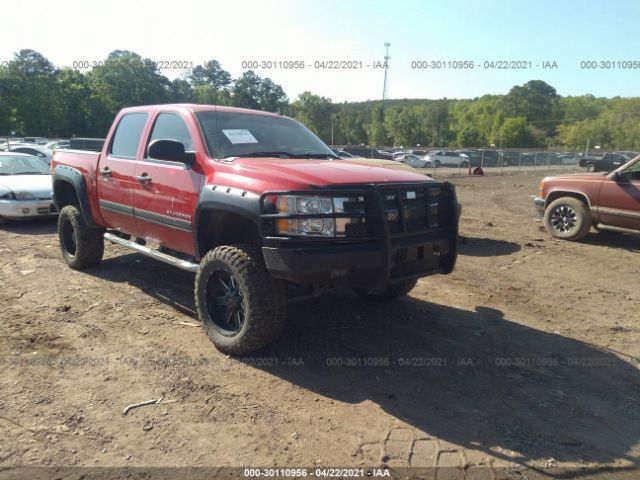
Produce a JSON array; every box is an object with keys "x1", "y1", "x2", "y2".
[{"x1": 2, "y1": 0, "x2": 639, "y2": 102}]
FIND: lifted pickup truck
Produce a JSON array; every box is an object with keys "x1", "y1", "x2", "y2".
[
  {"x1": 52, "y1": 104, "x2": 459, "y2": 354},
  {"x1": 534, "y1": 155, "x2": 640, "y2": 241}
]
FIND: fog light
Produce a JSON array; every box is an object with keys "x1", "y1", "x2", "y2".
[{"x1": 22, "y1": 208, "x2": 30, "y2": 214}]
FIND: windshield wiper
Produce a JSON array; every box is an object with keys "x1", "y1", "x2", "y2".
[
  {"x1": 291, "y1": 153, "x2": 340, "y2": 159},
  {"x1": 224, "y1": 151, "x2": 296, "y2": 159}
]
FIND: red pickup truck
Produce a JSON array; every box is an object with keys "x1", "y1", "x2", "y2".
[
  {"x1": 52, "y1": 104, "x2": 459, "y2": 354},
  {"x1": 534, "y1": 155, "x2": 640, "y2": 240}
]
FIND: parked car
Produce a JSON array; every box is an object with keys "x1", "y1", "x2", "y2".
[
  {"x1": 552, "y1": 152, "x2": 579, "y2": 165},
  {"x1": 331, "y1": 149, "x2": 355, "y2": 159},
  {"x1": 68, "y1": 138, "x2": 106, "y2": 152},
  {"x1": 396, "y1": 153, "x2": 432, "y2": 168},
  {"x1": 333, "y1": 150, "x2": 430, "y2": 174},
  {"x1": 521, "y1": 152, "x2": 555, "y2": 166},
  {"x1": 45, "y1": 140, "x2": 70, "y2": 150},
  {"x1": 578, "y1": 152, "x2": 633, "y2": 172},
  {"x1": 614, "y1": 151, "x2": 639, "y2": 159},
  {"x1": 5, "y1": 144, "x2": 53, "y2": 165},
  {"x1": 0, "y1": 153, "x2": 57, "y2": 224},
  {"x1": 425, "y1": 150, "x2": 469, "y2": 167},
  {"x1": 343, "y1": 156, "x2": 430, "y2": 174},
  {"x1": 534, "y1": 155, "x2": 640, "y2": 240},
  {"x1": 52, "y1": 104, "x2": 459, "y2": 354}
]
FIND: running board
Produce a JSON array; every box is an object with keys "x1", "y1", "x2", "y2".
[{"x1": 104, "y1": 233, "x2": 199, "y2": 273}]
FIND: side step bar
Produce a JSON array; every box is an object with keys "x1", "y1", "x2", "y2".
[{"x1": 104, "y1": 232, "x2": 199, "y2": 273}]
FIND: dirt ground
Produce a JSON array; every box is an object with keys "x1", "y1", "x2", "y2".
[{"x1": 1, "y1": 171, "x2": 639, "y2": 479}]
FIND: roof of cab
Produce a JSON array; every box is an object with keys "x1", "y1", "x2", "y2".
[
  {"x1": 119, "y1": 104, "x2": 285, "y2": 118},
  {"x1": 0, "y1": 151, "x2": 33, "y2": 156}
]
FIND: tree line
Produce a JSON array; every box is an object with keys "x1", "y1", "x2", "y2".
[{"x1": 1, "y1": 49, "x2": 639, "y2": 150}]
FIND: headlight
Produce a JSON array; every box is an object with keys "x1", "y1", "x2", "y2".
[
  {"x1": 273, "y1": 195, "x2": 365, "y2": 237},
  {"x1": 0, "y1": 189, "x2": 16, "y2": 200},
  {"x1": 15, "y1": 191, "x2": 36, "y2": 200}
]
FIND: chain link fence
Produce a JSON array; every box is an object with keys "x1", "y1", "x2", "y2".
[{"x1": 336, "y1": 146, "x2": 616, "y2": 178}]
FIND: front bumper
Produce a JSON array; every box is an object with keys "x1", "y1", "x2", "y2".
[
  {"x1": 533, "y1": 196, "x2": 545, "y2": 216},
  {"x1": 259, "y1": 182, "x2": 459, "y2": 293},
  {"x1": 0, "y1": 199, "x2": 58, "y2": 219},
  {"x1": 262, "y1": 233, "x2": 453, "y2": 292}
]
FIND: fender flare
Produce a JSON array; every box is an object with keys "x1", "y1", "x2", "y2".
[
  {"x1": 194, "y1": 185, "x2": 261, "y2": 260},
  {"x1": 52, "y1": 165, "x2": 100, "y2": 229}
]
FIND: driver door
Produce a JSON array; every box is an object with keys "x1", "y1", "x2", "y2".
[{"x1": 596, "y1": 160, "x2": 640, "y2": 230}]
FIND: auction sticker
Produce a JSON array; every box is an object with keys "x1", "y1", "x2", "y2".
[{"x1": 222, "y1": 129, "x2": 258, "y2": 144}]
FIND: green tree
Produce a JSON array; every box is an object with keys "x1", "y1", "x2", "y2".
[
  {"x1": 291, "y1": 91, "x2": 334, "y2": 142},
  {"x1": 5, "y1": 49, "x2": 58, "y2": 135},
  {"x1": 258, "y1": 78, "x2": 288, "y2": 112},
  {"x1": 55, "y1": 68, "x2": 92, "y2": 137},
  {"x1": 188, "y1": 60, "x2": 231, "y2": 89},
  {"x1": 503, "y1": 80, "x2": 561, "y2": 136},
  {"x1": 499, "y1": 117, "x2": 536, "y2": 147},
  {"x1": 87, "y1": 50, "x2": 170, "y2": 118},
  {"x1": 231, "y1": 71, "x2": 262, "y2": 109}
]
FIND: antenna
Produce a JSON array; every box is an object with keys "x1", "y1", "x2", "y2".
[{"x1": 382, "y1": 42, "x2": 390, "y2": 103}]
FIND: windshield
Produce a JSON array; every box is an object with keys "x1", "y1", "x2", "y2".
[
  {"x1": 0, "y1": 155, "x2": 50, "y2": 175},
  {"x1": 196, "y1": 111, "x2": 336, "y2": 159}
]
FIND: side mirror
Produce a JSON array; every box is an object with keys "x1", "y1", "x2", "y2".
[{"x1": 148, "y1": 139, "x2": 192, "y2": 164}]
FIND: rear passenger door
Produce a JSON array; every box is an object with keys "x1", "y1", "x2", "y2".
[
  {"x1": 132, "y1": 111, "x2": 204, "y2": 255},
  {"x1": 97, "y1": 112, "x2": 148, "y2": 235}
]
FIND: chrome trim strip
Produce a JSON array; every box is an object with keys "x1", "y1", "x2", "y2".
[
  {"x1": 99, "y1": 200, "x2": 192, "y2": 232},
  {"x1": 596, "y1": 206, "x2": 640, "y2": 220}
]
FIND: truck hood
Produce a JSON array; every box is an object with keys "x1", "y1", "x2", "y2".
[
  {"x1": 230, "y1": 157, "x2": 433, "y2": 187},
  {"x1": 0, "y1": 174, "x2": 53, "y2": 197}
]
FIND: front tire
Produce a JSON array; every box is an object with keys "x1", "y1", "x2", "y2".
[
  {"x1": 586, "y1": 163, "x2": 596, "y2": 172},
  {"x1": 544, "y1": 197, "x2": 592, "y2": 241},
  {"x1": 58, "y1": 205, "x2": 104, "y2": 269},
  {"x1": 355, "y1": 279, "x2": 418, "y2": 302},
  {"x1": 195, "y1": 245, "x2": 286, "y2": 355}
]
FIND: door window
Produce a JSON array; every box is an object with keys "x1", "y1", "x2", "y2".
[
  {"x1": 110, "y1": 113, "x2": 148, "y2": 159},
  {"x1": 620, "y1": 160, "x2": 640, "y2": 181},
  {"x1": 147, "y1": 113, "x2": 194, "y2": 157}
]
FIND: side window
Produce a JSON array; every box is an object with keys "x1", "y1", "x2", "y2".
[
  {"x1": 110, "y1": 113, "x2": 148, "y2": 159},
  {"x1": 621, "y1": 160, "x2": 640, "y2": 181},
  {"x1": 148, "y1": 113, "x2": 194, "y2": 156}
]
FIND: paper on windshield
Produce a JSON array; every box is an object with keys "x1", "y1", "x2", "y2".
[{"x1": 222, "y1": 129, "x2": 258, "y2": 144}]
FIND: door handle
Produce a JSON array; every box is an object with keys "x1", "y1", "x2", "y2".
[
  {"x1": 135, "y1": 174, "x2": 152, "y2": 184},
  {"x1": 99, "y1": 167, "x2": 112, "y2": 177}
]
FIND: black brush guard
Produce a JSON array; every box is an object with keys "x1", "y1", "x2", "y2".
[{"x1": 258, "y1": 182, "x2": 458, "y2": 293}]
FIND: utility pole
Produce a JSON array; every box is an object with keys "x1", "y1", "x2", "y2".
[{"x1": 382, "y1": 42, "x2": 391, "y2": 104}]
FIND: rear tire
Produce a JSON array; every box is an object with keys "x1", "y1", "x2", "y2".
[
  {"x1": 355, "y1": 279, "x2": 418, "y2": 302},
  {"x1": 58, "y1": 205, "x2": 104, "y2": 269},
  {"x1": 544, "y1": 197, "x2": 592, "y2": 241},
  {"x1": 195, "y1": 245, "x2": 286, "y2": 355}
]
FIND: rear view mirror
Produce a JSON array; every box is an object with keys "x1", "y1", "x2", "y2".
[{"x1": 148, "y1": 139, "x2": 192, "y2": 164}]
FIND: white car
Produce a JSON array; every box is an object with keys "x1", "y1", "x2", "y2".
[
  {"x1": 424, "y1": 150, "x2": 470, "y2": 167},
  {"x1": 396, "y1": 154, "x2": 432, "y2": 168},
  {"x1": 45, "y1": 140, "x2": 70, "y2": 150},
  {"x1": 0, "y1": 153, "x2": 57, "y2": 224},
  {"x1": 4, "y1": 144, "x2": 53, "y2": 165}
]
